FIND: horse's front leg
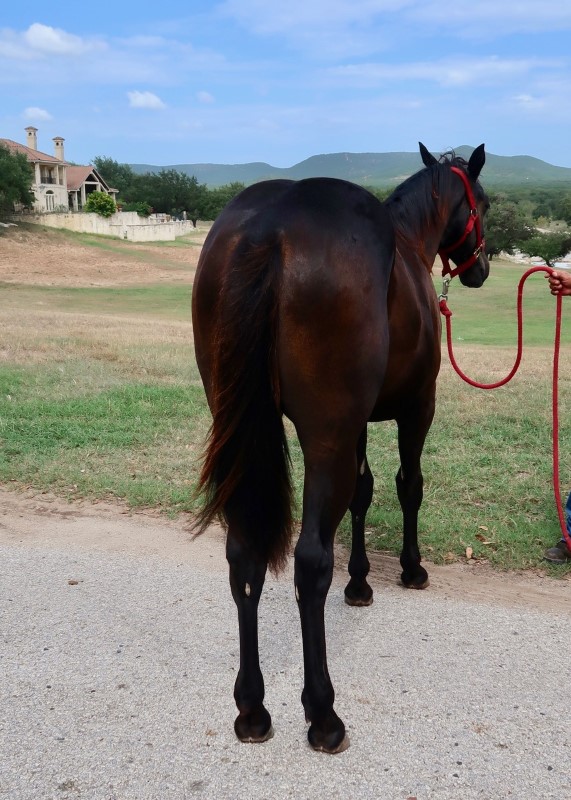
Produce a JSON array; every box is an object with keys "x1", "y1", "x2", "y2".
[
  {"x1": 226, "y1": 528, "x2": 273, "y2": 743},
  {"x1": 295, "y1": 446, "x2": 357, "y2": 753},
  {"x1": 345, "y1": 427, "x2": 374, "y2": 606},
  {"x1": 395, "y1": 400, "x2": 435, "y2": 589}
]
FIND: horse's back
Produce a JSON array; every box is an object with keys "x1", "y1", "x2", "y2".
[{"x1": 193, "y1": 179, "x2": 395, "y2": 412}]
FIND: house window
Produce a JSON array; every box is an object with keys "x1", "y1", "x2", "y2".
[{"x1": 46, "y1": 191, "x2": 55, "y2": 211}]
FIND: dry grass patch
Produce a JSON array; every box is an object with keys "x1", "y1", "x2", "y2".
[{"x1": 0, "y1": 228, "x2": 569, "y2": 571}]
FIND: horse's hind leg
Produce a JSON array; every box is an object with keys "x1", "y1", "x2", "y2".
[
  {"x1": 226, "y1": 526, "x2": 273, "y2": 743},
  {"x1": 395, "y1": 401, "x2": 434, "y2": 589},
  {"x1": 344, "y1": 427, "x2": 374, "y2": 606},
  {"x1": 295, "y1": 443, "x2": 357, "y2": 753}
]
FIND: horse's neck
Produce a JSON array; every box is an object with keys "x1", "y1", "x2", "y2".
[
  {"x1": 388, "y1": 171, "x2": 451, "y2": 269},
  {"x1": 392, "y1": 205, "x2": 446, "y2": 271}
]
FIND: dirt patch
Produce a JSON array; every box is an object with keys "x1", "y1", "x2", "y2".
[
  {"x1": 1, "y1": 487, "x2": 568, "y2": 614},
  {"x1": 0, "y1": 224, "x2": 208, "y2": 287}
]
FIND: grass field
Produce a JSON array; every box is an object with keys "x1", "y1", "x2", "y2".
[{"x1": 0, "y1": 227, "x2": 569, "y2": 574}]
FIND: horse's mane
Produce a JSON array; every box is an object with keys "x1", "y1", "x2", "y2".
[{"x1": 385, "y1": 151, "x2": 469, "y2": 264}]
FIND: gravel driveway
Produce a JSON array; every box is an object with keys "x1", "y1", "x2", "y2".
[{"x1": 1, "y1": 489, "x2": 570, "y2": 800}]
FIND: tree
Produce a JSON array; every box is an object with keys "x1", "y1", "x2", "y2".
[
  {"x1": 92, "y1": 157, "x2": 136, "y2": 196},
  {"x1": 364, "y1": 186, "x2": 392, "y2": 203},
  {"x1": 84, "y1": 192, "x2": 116, "y2": 217},
  {"x1": 518, "y1": 231, "x2": 571, "y2": 267},
  {"x1": 485, "y1": 194, "x2": 533, "y2": 258},
  {"x1": 0, "y1": 144, "x2": 35, "y2": 213},
  {"x1": 154, "y1": 170, "x2": 207, "y2": 217},
  {"x1": 554, "y1": 192, "x2": 571, "y2": 226},
  {"x1": 200, "y1": 182, "x2": 246, "y2": 220}
]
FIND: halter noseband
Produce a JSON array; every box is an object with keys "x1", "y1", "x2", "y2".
[{"x1": 438, "y1": 166, "x2": 485, "y2": 279}]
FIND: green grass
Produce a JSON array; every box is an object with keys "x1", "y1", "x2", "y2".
[
  {"x1": 0, "y1": 368, "x2": 209, "y2": 511},
  {"x1": 437, "y1": 261, "x2": 560, "y2": 345},
  {"x1": 0, "y1": 282, "x2": 192, "y2": 320},
  {"x1": 0, "y1": 252, "x2": 569, "y2": 574}
]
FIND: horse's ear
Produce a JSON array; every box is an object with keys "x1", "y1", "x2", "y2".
[
  {"x1": 468, "y1": 144, "x2": 486, "y2": 181},
  {"x1": 419, "y1": 142, "x2": 437, "y2": 167}
]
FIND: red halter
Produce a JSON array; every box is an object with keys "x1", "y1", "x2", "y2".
[{"x1": 438, "y1": 166, "x2": 485, "y2": 279}]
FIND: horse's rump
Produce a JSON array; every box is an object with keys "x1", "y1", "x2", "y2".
[{"x1": 192, "y1": 178, "x2": 396, "y2": 569}]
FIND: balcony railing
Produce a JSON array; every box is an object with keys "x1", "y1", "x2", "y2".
[{"x1": 39, "y1": 176, "x2": 58, "y2": 185}]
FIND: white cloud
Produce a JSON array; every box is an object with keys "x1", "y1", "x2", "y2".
[
  {"x1": 197, "y1": 91, "x2": 215, "y2": 104},
  {"x1": 119, "y1": 35, "x2": 168, "y2": 49},
  {"x1": 218, "y1": 0, "x2": 412, "y2": 59},
  {"x1": 221, "y1": 0, "x2": 413, "y2": 33},
  {"x1": 329, "y1": 56, "x2": 562, "y2": 88},
  {"x1": 220, "y1": 0, "x2": 571, "y2": 56},
  {"x1": 222, "y1": 0, "x2": 571, "y2": 36},
  {"x1": 24, "y1": 23, "x2": 82, "y2": 55},
  {"x1": 127, "y1": 90, "x2": 166, "y2": 109},
  {"x1": 513, "y1": 94, "x2": 545, "y2": 110},
  {"x1": 409, "y1": 1, "x2": 571, "y2": 32},
  {"x1": 23, "y1": 106, "x2": 52, "y2": 121},
  {"x1": 0, "y1": 30, "x2": 30, "y2": 60},
  {"x1": 0, "y1": 23, "x2": 105, "y2": 62}
]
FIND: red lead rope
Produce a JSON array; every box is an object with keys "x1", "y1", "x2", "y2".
[{"x1": 439, "y1": 265, "x2": 570, "y2": 551}]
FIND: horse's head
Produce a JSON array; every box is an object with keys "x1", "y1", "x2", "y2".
[{"x1": 420, "y1": 142, "x2": 490, "y2": 288}]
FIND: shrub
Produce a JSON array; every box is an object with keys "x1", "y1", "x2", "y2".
[
  {"x1": 121, "y1": 201, "x2": 152, "y2": 217},
  {"x1": 84, "y1": 192, "x2": 116, "y2": 217}
]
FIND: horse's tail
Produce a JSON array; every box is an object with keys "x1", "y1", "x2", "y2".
[{"x1": 194, "y1": 237, "x2": 293, "y2": 572}]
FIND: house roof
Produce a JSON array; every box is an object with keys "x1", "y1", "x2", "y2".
[
  {"x1": 66, "y1": 165, "x2": 95, "y2": 191},
  {"x1": 2, "y1": 135, "x2": 117, "y2": 195},
  {"x1": 66, "y1": 165, "x2": 114, "y2": 193},
  {"x1": 0, "y1": 138, "x2": 63, "y2": 164}
]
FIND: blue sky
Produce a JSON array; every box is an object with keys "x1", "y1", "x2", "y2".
[{"x1": 1, "y1": 1, "x2": 571, "y2": 169}]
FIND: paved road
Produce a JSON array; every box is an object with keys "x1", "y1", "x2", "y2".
[{"x1": 1, "y1": 491, "x2": 570, "y2": 800}]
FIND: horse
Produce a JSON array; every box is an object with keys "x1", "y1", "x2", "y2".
[{"x1": 191, "y1": 142, "x2": 490, "y2": 753}]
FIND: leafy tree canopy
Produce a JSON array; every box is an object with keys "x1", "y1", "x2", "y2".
[
  {"x1": 92, "y1": 157, "x2": 136, "y2": 195},
  {"x1": 518, "y1": 231, "x2": 571, "y2": 267},
  {"x1": 0, "y1": 144, "x2": 35, "y2": 213},
  {"x1": 485, "y1": 194, "x2": 534, "y2": 258},
  {"x1": 199, "y1": 182, "x2": 246, "y2": 220},
  {"x1": 93, "y1": 156, "x2": 246, "y2": 221}
]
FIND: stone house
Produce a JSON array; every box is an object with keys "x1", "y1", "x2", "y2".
[{"x1": 0, "y1": 127, "x2": 117, "y2": 212}]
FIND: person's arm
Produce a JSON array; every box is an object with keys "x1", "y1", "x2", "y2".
[{"x1": 547, "y1": 270, "x2": 571, "y2": 296}]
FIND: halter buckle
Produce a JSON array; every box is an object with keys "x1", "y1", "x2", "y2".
[{"x1": 439, "y1": 275, "x2": 451, "y2": 301}]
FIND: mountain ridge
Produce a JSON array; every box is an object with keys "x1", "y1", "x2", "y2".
[{"x1": 129, "y1": 146, "x2": 571, "y2": 188}]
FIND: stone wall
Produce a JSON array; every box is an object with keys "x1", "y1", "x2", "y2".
[{"x1": 14, "y1": 211, "x2": 197, "y2": 242}]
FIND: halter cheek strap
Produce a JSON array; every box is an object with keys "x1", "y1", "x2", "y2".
[{"x1": 438, "y1": 166, "x2": 485, "y2": 279}]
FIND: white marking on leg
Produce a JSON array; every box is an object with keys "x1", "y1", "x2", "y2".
[
  {"x1": 245, "y1": 582, "x2": 251, "y2": 597},
  {"x1": 360, "y1": 459, "x2": 366, "y2": 476}
]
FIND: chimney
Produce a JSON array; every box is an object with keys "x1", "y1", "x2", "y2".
[
  {"x1": 25, "y1": 126, "x2": 38, "y2": 151},
  {"x1": 53, "y1": 136, "x2": 65, "y2": 161}
]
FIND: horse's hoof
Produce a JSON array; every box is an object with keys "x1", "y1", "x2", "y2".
[
  {"x1": 238, "y1": 725, "x2": 274, "y2": 744},
  {"x1": 234, "y1": 708, "x2": 273, "y2": 743},
  {"x1": 312, "y1": 734, "x2": 350, "y2": 754},
  {"x1": 344, "y1": 592, "x2": 373, "y2": 607},
  {"x1": 401, "y1": 569, "x2": 430, "y2": 590},
  {"x1": 308, "y1": 727, "x2": 350, "y2": 754},
  {"x1": 344, "y1": 579, "x2": 373, "y2": 606},
  {"x1": 307, "y1": 711, "x2": 347, "y2": 754}
]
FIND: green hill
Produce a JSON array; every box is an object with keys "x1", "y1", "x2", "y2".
[{"x1": 130, "y1": 146, "x2": 571, "y2": 188}]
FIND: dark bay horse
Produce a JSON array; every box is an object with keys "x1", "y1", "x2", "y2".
[{"x1": 192, "y1": 143, "x2": 490, "y2": 753}]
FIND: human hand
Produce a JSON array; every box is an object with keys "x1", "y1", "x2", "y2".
[{"x1": 546, "y1": 270, "x2": 571, "y2": 296}]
